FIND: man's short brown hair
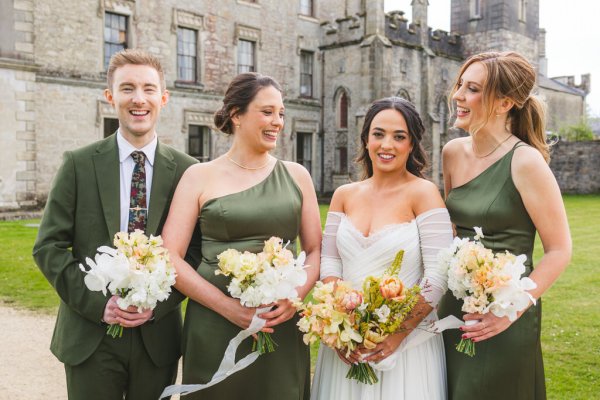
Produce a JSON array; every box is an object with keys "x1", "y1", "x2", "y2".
[{"x1": 107, "y1": 49, "x2": 166, "y2": 91}]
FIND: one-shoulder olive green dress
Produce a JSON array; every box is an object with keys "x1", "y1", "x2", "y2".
[
  {"x1": 438, "y1": 143, "x2": 546, "y2": 400},
  {"x1": 181, "y1": 161, "x2": 310, "y2": 400}
]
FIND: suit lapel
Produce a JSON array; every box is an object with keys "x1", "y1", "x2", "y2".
[
  {"x1": 147, "y1": 142, "x2": 176, "y2": 235},
  {"x1": 93, "y1": 136, "x2": 121, "y2": 236}
]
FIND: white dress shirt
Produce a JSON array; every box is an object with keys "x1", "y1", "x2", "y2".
[{"x1": 116, "y1": 130, "x2": 157, "y2": 232}]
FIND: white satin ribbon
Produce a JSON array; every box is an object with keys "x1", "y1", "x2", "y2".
[
  {"x1": 159, "y1": 306, "x2": 271, "y2": 399},
  {"x1": 371, "y1": 313, "x2": 464, "y2": 372}
]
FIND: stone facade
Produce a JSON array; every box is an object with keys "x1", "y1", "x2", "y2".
[
  {"x1": 0, "y1": 0, "x2": 594, "y2": 211},
  {"x1": 549, "y1": 141, "x2": 600, "y2": 194}
]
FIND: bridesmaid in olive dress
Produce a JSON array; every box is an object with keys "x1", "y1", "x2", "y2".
[
  {"x1": 161, "y1": 73, "x2": 321, "y2": 399},
  {"x1": 437, "y1": 51, "x2": 572, "y2": 400}
]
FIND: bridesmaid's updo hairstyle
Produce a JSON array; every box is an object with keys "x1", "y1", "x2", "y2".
[
  {"x1": 356, "y1": 97, "x2": 428, "y2": 179},
  {"x1": 214, "y1": 72, "x2": 282, "y2": 135},
  {"x1": 450, "y1": 51, "x2": 549, "y2": 162}
]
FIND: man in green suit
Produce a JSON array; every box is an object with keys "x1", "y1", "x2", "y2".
[{"x1": 33, "y1": 49, "x2": 199, "y2": 399}]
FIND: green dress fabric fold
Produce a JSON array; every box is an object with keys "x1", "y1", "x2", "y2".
[
  {"x1": 181, "y1": 161, "x2": 310, "y2": 400},
  {"x1": 438, "y1": 143, "x2": 546, "y2": 400}
]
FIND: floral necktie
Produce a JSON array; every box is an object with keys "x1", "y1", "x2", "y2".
[{"x1": 128, "y1": 151, "x2": 147, "y2": 233}]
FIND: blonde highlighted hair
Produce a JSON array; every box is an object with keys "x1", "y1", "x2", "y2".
[
  {"x1": 107, "y1": 49, "x2": 166, "y2": 91},
  {"x1": 449, "y1": 51, "x2": 549, "y2": 162}
]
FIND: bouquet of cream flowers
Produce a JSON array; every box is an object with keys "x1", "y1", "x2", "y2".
[
  {"x1": 296, "y1": 280, "x2": 364, "y2": 358},
  {"x1": 216, "y1": 236, "x2": 307, "y2": 354},
  {"x1": 79, "y1": 230, "x2": 177, "y2": 338},
  {"x1": 297, "y1": 251, "x2": 421, "y2": 385},
  {"x1": 439, "y1": 227, "x2": 537, "y2": 356}
]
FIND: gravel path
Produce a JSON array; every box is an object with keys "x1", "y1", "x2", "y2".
[
  {"x1": 0, "y1": 304, "x2": 182, "y2": 399},
  {"x1": 0, "y1": 305, "x2": 66, "y2": 399}
]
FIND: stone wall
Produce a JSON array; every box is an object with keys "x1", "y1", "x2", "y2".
[
  {"x1": 549, "y1": 141, "x2": 600, "y2": 194},
  {"x1": 538, "y1": 87, "x2": 586, "y2": 132}
]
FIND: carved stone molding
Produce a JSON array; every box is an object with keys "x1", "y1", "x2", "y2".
[
  {"x1": 98, "y1": 0, "x2": 135, "y2": 17},
  {"x1": 182, "y1": 110, "x2": 215, "y2": 133},
  {"x1": 235, "y1": 23, "x2": 261, "y2": 47},
  {"x1": 172, "y1": 9, "x2": 204, "y2": 33},
  {"x1": 96, "y1": 100, "x2": 116, "y2": 127}
]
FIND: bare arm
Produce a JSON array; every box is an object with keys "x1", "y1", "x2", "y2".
[
  {"x1": 463, "y1": 146, "x2": 571, "y2": 342},
  {"x1": 512, "y1": 146, "x2": 572, "y2": 299},
  {"x1": 262, "y1": 162, "x2": 322, "y2": 327}
]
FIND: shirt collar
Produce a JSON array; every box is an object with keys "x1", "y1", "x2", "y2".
[{"x1": 117, "y1": 130, "x2": 158, "y2": 166}]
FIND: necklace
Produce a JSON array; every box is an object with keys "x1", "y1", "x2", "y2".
[
  {"x1": 471, "y1": 133, "x2": 513, "y2": 159},
  {"x1": 226, "y1": 154, "x2": 271, "y2": 170}
]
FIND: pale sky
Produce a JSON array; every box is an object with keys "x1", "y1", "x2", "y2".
[{"x1": 384, "y1": 0, "x2": 600, "y2": 117}]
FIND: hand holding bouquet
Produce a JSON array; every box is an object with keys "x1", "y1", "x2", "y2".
[
  {"x1": 216, "y1": 236, "x2": 307, "y2": 353},
  {"x1": 297, "y1": 250, "x2": 421, "y2": 385},
  {"x1": 439, "y1": 227, "x2": 537, "y2": 356},
  {"x1": 79, "y1": 230, "x2": 177, "y2": 338},
  {"x1": 350, "y1": 250, "x2": 421, "y2": 384}
]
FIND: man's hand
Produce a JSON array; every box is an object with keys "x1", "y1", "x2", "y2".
[{"x1": 102, "y1": 295, "x2": 153, "y2": 328}]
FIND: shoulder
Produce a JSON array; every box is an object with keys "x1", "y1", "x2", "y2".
[
  {"x1": 408, "y1": 177, "x2": 445, "y2": 214},
  {"x1": 442, "y1": 136, "x2": 469, "y2": 158},
  {"x1": 329, "y1": 181, "x2": 362, "y2": 212},
  {"x1": 281, "y1": 160, "x2": 314, "y2": 189},
  {"x1": 158, "y1": 142, "x2": 198, "y2": 167},
  {"x1": 70, "y1": 136, "x2": 115, "y2": 159},
  {"x1": 511, "y1": 144, "x2": 552, "y2": 186}
]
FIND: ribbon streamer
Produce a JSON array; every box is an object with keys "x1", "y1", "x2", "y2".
[{"x1": 159, "y1": 306, "x2": 271, "y2": 399}]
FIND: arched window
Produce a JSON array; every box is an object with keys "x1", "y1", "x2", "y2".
[
  {"x1": 339, "y1": 91, "x2": 348, "y2": 129},
  {"x1": 396, "y1": 89, "x2": 411, "y2": 102}
]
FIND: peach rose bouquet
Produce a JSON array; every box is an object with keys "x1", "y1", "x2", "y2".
[{"x1": 350, "y1": 250, "x2": 421, "y2": 384}]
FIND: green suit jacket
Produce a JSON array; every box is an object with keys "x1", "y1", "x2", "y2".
[{"x1": 33, "y1": 134, "x2": 200, "y2": 367}]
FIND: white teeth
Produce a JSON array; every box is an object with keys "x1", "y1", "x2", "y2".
[
  {"x1": 131, "y1": 110, "x2": 148, "y2": 115},
  {"x1": 379, "y1": 154, "x2": 394, "y2": 160},
  {"x1": 457, "y1": 107, "x2": 470, "y2": 113}
]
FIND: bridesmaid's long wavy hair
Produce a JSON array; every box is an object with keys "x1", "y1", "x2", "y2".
[
  {"x1": 449, "y1": 51, "x2": 549, "y2": 162},
  {"x1": 356, "y1": 97, "x2": 428, "y2": 179},
  {"x1": 214, "y1": 72, "x2": 282, "y2": 135}
]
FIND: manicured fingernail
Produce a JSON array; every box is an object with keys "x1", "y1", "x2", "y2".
[
  {"x1": 461, "y1": 334, "x2": 467, "y2": 339},
  {"x1": 471, "y1": 338, "x2": 476, "y2": 342},
  {"x1": 459, "y1": 327, "x2": 464, "y2": 331}
]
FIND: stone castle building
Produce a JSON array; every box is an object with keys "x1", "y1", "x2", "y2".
[{"x1": 0, "y1": 0, "x2": 590, "y2": 210}]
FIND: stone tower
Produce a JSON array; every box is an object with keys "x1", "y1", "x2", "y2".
[{"x1": 451, "y1": 0, "x2": 539, "y2": 63}]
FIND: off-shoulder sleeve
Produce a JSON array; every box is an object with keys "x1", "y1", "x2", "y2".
[
  {"x1": 320, "y1": 212, "x2": 343, "y2": 280},
  {"x1": 416, "y1": 208, "x2": 453, "y2": 308}
]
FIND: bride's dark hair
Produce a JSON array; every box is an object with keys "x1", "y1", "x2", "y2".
[{"x1": 356, "y1": 97, "x2": 428, "y2": 179}]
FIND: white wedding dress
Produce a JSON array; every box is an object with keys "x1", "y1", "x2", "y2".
[{"x1": 312, "y1": 208, "x2": 453, "y2": 400}]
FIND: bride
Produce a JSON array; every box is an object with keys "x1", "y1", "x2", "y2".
[{"x1": 312, "y1": 97, "x2": 453, "y2": 400}]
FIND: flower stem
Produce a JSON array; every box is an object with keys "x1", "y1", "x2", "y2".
[
  {"x1": 106, "y1": 324, "x2": 123, "y2": 338},
  {"x1": 456, "y1": 338, "x2": 476, "y2": 357},
  {"x1": 252, "y1": 332, "x2": 277, "y2": 354},
  {"x1": 346, "y1": 362, "x2": 379, "y2": 384}
]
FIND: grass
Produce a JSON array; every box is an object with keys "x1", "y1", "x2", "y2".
[{"x1": 1, "y1": 195, "x2": 598, "y2": 398}]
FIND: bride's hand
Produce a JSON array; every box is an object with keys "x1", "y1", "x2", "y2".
[
  {"x1": 461, "y1": 312, "x2": 513, "y2": 342},
  {"x1": 335, "y1": 347, "x2": 361, "y2": 365},
  {"x1": 260, "y1": 299, "x2": 297, "y2": 330},
  {"x1": 361, "y1": 331, "x2": 409, "y2": 363}
]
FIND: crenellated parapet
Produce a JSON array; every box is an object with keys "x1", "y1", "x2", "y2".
[
  {"x1": 428, "y1": 29, "x2": 462, "y2": 59},
  {"x1": 384, "y1": 12, "x2": 462, "y2": 59},
  {"x1": 320, "y1": 13, "x2": 365, "y2": 48},
  {"x1": 384, "y1": 11, "x2": 421, "y2": 47}
]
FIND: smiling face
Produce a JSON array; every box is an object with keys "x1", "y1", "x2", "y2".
[
  {"x1": 233, "y1": 85, "x2": 284, "y2": 151},
  {"x1": 452, "y1": 61, "x2": 488, "y2": 132},
  {"x1": 366, "y1": 108, "x2": 413, "y2": 174},
  {"x1": 104, "y1": 64, "x2": 168, "y2": 147}
]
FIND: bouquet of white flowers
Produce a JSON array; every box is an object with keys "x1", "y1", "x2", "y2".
[
  {"x1": 79, "y1": 230, "x2": 177, "y2": 338},
  {"x1": 439, "y1": 227, "x2": 537, "y2": 356},
  {"x1": 216, "y1": 236, "x2": 307, "y2": 353}
]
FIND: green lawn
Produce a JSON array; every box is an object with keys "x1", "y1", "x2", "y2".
[{"x1": 1, "y1": 195, "x2": 598, "y2": 398}]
